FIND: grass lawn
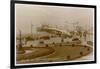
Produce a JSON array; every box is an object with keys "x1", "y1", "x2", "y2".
[{"x1": 16, "y1": 45, "x2": 92, "y2": 64}]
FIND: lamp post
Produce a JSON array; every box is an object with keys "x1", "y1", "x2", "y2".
[
  {"x1": 18, "y1": 30, "x2": 22, "y2": 50},
  {"x1": 31, "y1": 24, "x2": 33, "y2": 37}
]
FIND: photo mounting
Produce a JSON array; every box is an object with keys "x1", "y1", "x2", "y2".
[{"x1": 11, "y1": 0, "x2": 96, "y2": 69}]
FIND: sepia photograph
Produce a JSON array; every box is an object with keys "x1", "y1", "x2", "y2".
[{"x1": 11, "y1": 1, "x2": 96, "y2": 68}]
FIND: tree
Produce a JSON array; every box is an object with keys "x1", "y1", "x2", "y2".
[
  {"x1": 75, "y1": 25, "x2": 83, "y2": 38},
  {"x1": 61, "y1": 38, "x2": 64, "y2": 43},
  {"x1": 18, "y1": 30, "x2": 23, "y2": 50},
  {"x1": 83, "y1": 30, "x2": 88, "y2": 40}
]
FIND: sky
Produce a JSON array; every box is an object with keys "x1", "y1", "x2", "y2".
[{"x1": 15, "y1": 4, "x2": 94, "y2": 35}]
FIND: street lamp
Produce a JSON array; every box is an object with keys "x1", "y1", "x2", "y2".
[
  {"x1": 31, "y1": 24, "x2": 33, "y2": 37},
  {"x1": 18, "y1": 30, "x2": 22, "y2": 50}
]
